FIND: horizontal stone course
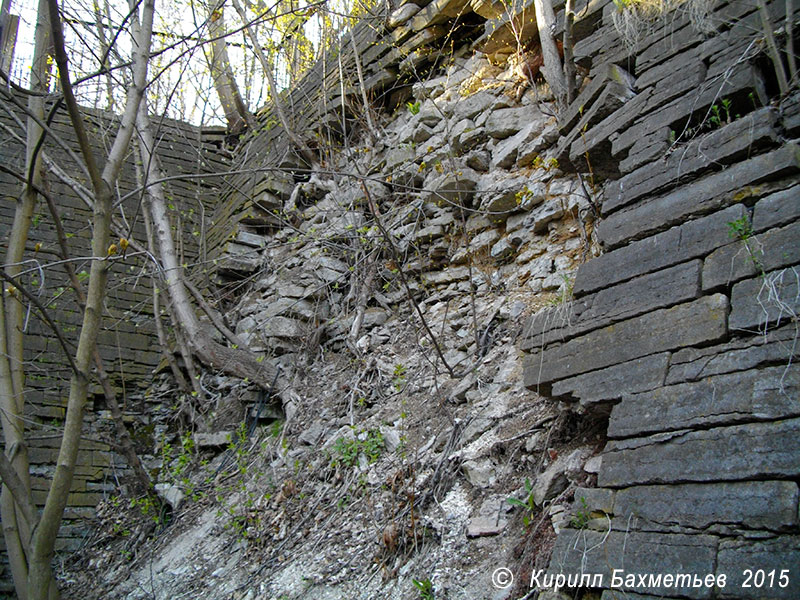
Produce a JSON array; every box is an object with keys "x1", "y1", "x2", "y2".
[
  {"x1": 702, "y1": 219, "x2": 800, "y2": 290},
  {"x1": 603, "y1": 108, "x2": 780, "y2": 215},
  {"x1": 597, "y1": 145, "x2": 800, "y2": 249},
  {"x1": 729, "y1": 267, "x2": 800, "y2": 333},
  {"x1": 574, "y1": 204, "x2": 745, "y2": 297},
  {"x1": 600, "y1": 417, "x2": 800, "y2": 487},
  {"x1": 549, "y1": 530, "x2": 718, "y2": 599},
  {"x1": 613, "y1": 481, "x2": 799, "y2": 532},
  {"x1": 522, "y1": 260, "x2": 701, "y2": 350},
  {"x1": 717, "y1": 536, "x2": 800, "y2": 598},
  {"x1": 752, "y1": 185, "x2": 800, "y2": 231},
  {"x1": 550, "y1": 353, "x2": 669, "y2": 405},
  {"x1": 666, "y1": 324, "x2": 800, "y2": 384},
  {"x1": 608, "y1": 365, "x2": 800, "y2": 438},
  {"x1": 523, "y1": 295, "x2": 728, "y2": 391}
]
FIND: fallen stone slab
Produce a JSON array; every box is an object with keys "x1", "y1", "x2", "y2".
[
  {"x1": 523, "y1": 295, "x2": 728, "y2": 392},
  {"x1": 600, "y1": 417, "x2": 800, "y2": 487},
  {"x1": 194, "y1": 431, "x2": 233, "y2": 448},
  {"x1": 609, "y1": 365, "x2": 800, "y2": 438},
  {"x1": 612, "y1": 481, "x2": 799, "y2": 533}
]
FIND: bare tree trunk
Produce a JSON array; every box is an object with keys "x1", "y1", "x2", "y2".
[
  {"x1": 230, "y1": 0, "x2": 317, "y2": 165},
  {"x1": 0, "y1": 0, "x2": 50, "y2": 595},
  {"x1": 563, "y1": 0, "x2": 577, "y2": 104},
  {"x1": 136, "y1": 102, "x2": 277, "y2": 394},
  {"x1": 532, "y1": 0, "x2": 567, "y2": 106},
  {"x1": 205, "y1": 0, "x2": 253, "y2": 135},
  {"x1": 24, "y1": 1, "x2": 155, "y2": 598}
]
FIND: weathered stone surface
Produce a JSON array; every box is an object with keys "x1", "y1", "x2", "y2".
[
  {"x1": 710, "y1": 217, "x2": 800, "y2": 288},
  {"x1": 387, "y1": 3, "x2": 420, "y2": 28},
  {"x1": 612, "y1": 64, "x2": 761, "y2": 158},
  {"x1": 484, "y1": 107, "x2": 535, "y2": 139},
  {"x1": 491, "y1": 117, "x2": 549, "y2": 168},
  {"x1": 573, "y1": 204, "x2": 745, "y2": 297},
  {"x1": 600, "y1": 418, "x2": 800, "y2": 487},
  {"x1": 423, "y1": 167, "x2": 480, "y2": 207},
  {"x1": 559, "y1": 63, "x2": 635, "y2": 135},
  {"x1": 260, "y1": 316, "x2": 306, "y2": 339},
  {"x1": 613, "y1": 482, "x2": 799, "y2": 532},
  {"x1": 752, "y1": 185, "x2": 800, "y2": 231},
  {"x1": 477, "y1": 174, "x2": 529, "y2": 220},
  {"x1": 522, "y1": 261, "x2": 702, "y2": 350},
  {"x1": 523, "y1": 295, "x2": 728, "y2": 390},
  {"x1": 194, "y1": 431, "x2": 232, "y2": 447},
  {"x1": 574, "y1": 486, "x2": 614, "y2": 515},
  {"x1": 609, "y1": 365, "x2": 800, "y2": 438},
  {"x1": 551, "y1": 353, "x2": 669, "y2": 405},
  {"x1": 462, "y1": 459, "x2": 495, "y2": 487},
  {"x1": 604, "y1": 108, "x2": 781, "y2": 215},
  {"x1": 549, "y1": 531, "x2": 717, "y2": 599},
  {"x1": 717, "y1": 537, "x2": 800, "y2": 598},
  {"x1": 666, "y1": 324, "x2": 800, "y2": 384},
  {"x1": 532, "y1": 461, "x2": 569, "y2": 506},
  {"x1": 597, "y1": 145, "x2": 800, "y2": 249},
  {"x1": 729, "y1": 268, "x2": 800, "y2": 333},
  {"x1": 453, "y1": 90, "x2": 496, "y2": 121}
]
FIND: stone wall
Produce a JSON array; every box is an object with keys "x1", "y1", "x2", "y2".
[
  {"x1": 0, "y1": 99, "x2": 228, "y2": 568},
  {"x1": 517, "y1": 0, "x2": 800, "y2": 597}
]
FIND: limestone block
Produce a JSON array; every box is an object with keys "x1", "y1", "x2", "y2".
[
  {"x1": 717, "y1": 537, "x2": 800, "y2": 598},
  {"x1": 484, "y1": 107, "x2": 535, "y2": 139},
  {"x1": 613, "y1": 481, "x2": 799, "y2": 532},
  {"x1": 598, "y1": 144, "x2": 800, "y2": 250},
  {"x1": 600, "y1": 418, "x2": 800, "y2": 487},
  {"x1": 463, "y1": 459, "x2": 496, "y2": 487},
  {"x1": 491, "y1": 118, "x2": 549, "y2": 169},
  {"x1": 667, "y1": 324, "x2": 800, "y2": 384},
  {"x1": 610, "y1": 365, "x2": 800, "y2": 438},
  {"x1": 387, "y1": 3, "x2": 420, "y2": 28},
  {"x1": 752, "y1": 185, "x2": 800, "y2": 231},
  {"x1": 729, "y1": 268, "x2": 800, "y2": 333},
  {"x1": 524, "y1": 294, "x2": 727, "y2": 390},
  {"x1": 260, "y1": 316, "x2": 305, "y2": 339},
  {"x1": 423, "y1": 167, "x2": 480, "y2": 207},
  {"x1": 453, "y1": 91, "x2": 497, "y2": 121},
  {"x1": 702, "y1": 220, "x2": 800, "y2": 291},
  {"x1": 550, "y1": 353, "x2": 670, "y2": 406},
  {"x1": 604, "y1": 108, "x2": 780, "y2": 214},
  {"x1": 573, "y1": 204, "x2": 745, "y2": 297},
  {"x1": 548, "y1": 531, "x2": 717, "y2": 599},
  {"x1": 523, "y1": 260, "x2": 702, "y2": 351}
]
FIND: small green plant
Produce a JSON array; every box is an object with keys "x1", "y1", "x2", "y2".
[
  {"x1": 507, "y1": 478, "x2": 536, "y2": 528},
  {"x1": 728, "y1": 215, "x2": 765, "y2": 275},
  {"x1": 407, "y1": 101, "x2": 421, "y2": 115},
  {"x1": 330, "y1": 429, "x2": 385, "y2": 469},
  {"x1": 569, "y1": 497, "x2": 591, "y2": 529},
  {"x1": 412, "y1": 578, "x2": 435, "y2": 600},
  {"x1": 392, "y1": 363, "x2": 407, "y2": 391}
]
